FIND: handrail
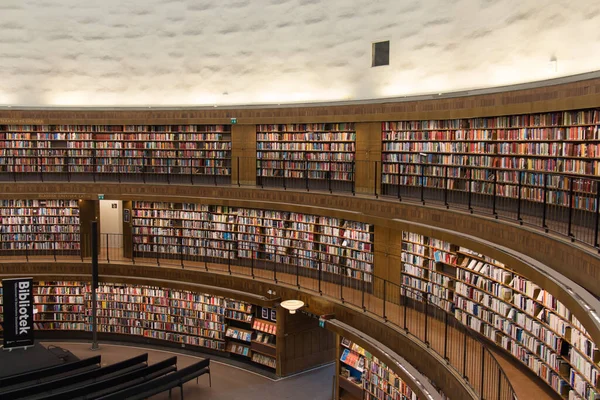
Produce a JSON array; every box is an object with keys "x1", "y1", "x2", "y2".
[{"x1": 0, "y1": 157, "x2": 598, "y2": 252}]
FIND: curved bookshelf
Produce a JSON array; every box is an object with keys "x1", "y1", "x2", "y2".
[
  {"x1": 0, "y1": 124, "x2": 231, "y2": 183},
  {"x1": 396, "y1": 231, "x2": 600, "y2": 400},
  {"x1": 131, "y1": 202, "x2": 374, "y2": 283},
  {"x1": 256, "y1": 123, "x2": 356, "y2": 191},
  {"x1": 381, "y1": 109, "x2": 600, "y2": 212}
]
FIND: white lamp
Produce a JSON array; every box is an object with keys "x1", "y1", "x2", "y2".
[{"x1": 280, "y1": 300, "x2": 305, "y2": 314}]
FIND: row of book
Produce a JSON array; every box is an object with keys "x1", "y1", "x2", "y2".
[
  {"x1": 382, "y1": 111, "x2": 599, "y2": 131},
  {"x1": 0, "y1": 125, "x2": 231, "y2": 133},
  {"x1": 382, "y1": 127, "x2": 599, "y2": 142},
  {"x1": 257, "y1": 132, "x2": 355, "y2": 141},
  {"x1": 339, "y1": 338, "x2": 420, "y2": 400},
  {"x1": 257, "y1": 123, "x2": 355, "y2": 132},
  {"x1": 257, "y1": 143, "x2": 355, "y2": 151}
]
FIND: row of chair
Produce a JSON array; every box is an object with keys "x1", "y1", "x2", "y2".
[{"x1": 0, "y1": 352, "x2": 211, "y2": 399}]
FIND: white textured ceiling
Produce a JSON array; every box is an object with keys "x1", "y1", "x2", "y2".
[{"x1": 1, "y1": 0, "x2": 599, "y2": 107}]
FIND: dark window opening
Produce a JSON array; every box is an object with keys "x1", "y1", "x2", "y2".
[{"x1": 372, "y1": 41, "x2": 390, "y2": 67}]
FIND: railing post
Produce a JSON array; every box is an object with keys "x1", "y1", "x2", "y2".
[
  {"x1": 568, "y1": 177, "x2": 575, "y2": 240},
  {"x1": 340, "y1": 265, "x2": 344, "y2": 303},
  {"x1": 595, "y1": 181, "x2": 600, "y2": 249},
  {"x1": 228, "y1": 242, "x2": 232, "y2": 275},
  {"x1": 517, "y1": 171, "x2": 523, "y2": 223},
  {"x1": 180, "y1": 239, "x2": 184, "y2": 268},
  {"x1": 155, "y1": 236, "x2": 159, "y2": 267},
  {"x1": 402, "y1": 290, "x2": 407, "y2": 331},
  {"x1": 296, "y1": 262, "x2": 300, "y2": 288},
  {"x1": 12, "y1": 155, "x2": 16, "y2": 182},
  {"x1": 328, "y1": 168, "x2": 332, "y2": 194},
  {"x1": 462, "y1": 330, "x2": 468, "y2": 379},
  {"x1": 189, "y1": 155, "x2": 193, "y2": 185},
  {"x1": 351, "y1": 160, "x2": 355, "y2": 196},
  {"x1": 374, "y1": 161, "x2": 378, "y2": 198},
  {"x1": 251, "y1": 248, "x2": 255, "y2": 279},
  {"x1": 237, "y1": 157, "x2": 240, "y2": 187},
  {"x1": 361, "y1": 272, "x2": 366, "y2": 311},
  {"x1": 80, "y1": 233, "x2": 84, "y2": 262},
  {"x1": 467, "y1": 167, "x2": 473, "y2": 213},
  {"x1": 40, "y1": 153, "x2": 44, "y2": 182},
  {"x1": 397, "y1": 163, "x2": 402, "y2": 201},
  {"x1": 424, "y1": 293, "x2": 429, "y2": 346},
  {"x1": 105, "y1": 234, "x2": 110, "y2": 263},
  {"x1": 318, "y1": 261, "x2": 322, "y2": 294},
  {"x1": 492, "y1": 170, "x2": 497, "y2": 217},
  {"x1": 480, "y1": 350, "x2": 486, "y2": 398},
  {"x1": 53, "y1": 232, "x2": 57, "y2": 261},
  {"x1": 204, "y1": 246, "x2": 208, "y2": 272},
  {"x1": 274, "y1": 257, "x2": 278, "y2": 283},
  {"x1": 420, "y1": 163, "x2": 425, "y2": 204},
  {"x1": 213, "y1": 164, "x2": 217, "y2": 186},
  {"x1": 382, "y1": 280, "x2": 387, "y2": 321},
  {"x1": 444, "y1": 165, "x2": 449, "y2": 208},
  {"x1": 25, "y1": 240, "x2": 29, "y2": 262},
  {"x1": 117, "y1": 151, "x2": 122, "y2": 183},
  {"x1": 443, "y1": 311, "x2": 448, "y2": 361},
  {"x1": 282, "y1": 159, "x2": 286, "y2": 190},
  {"x1": 66, "y1": 155, "x2": 71, "y2": 182},
  {"x1": 92, "y1": 151, "x2": 96, "y2": 183},
  {"x1": 542, "y1": 174, "x2": 548, "y2": 231},
  {"x1": 305, "y1": 159, "x2": 309, "y2": 192}
]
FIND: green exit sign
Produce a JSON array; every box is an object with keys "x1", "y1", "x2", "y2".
[
  {"x1": 230, "y1": 118, "x2": 237, "y2": 125},
  {"x1": 319, "y1": 318, "x2": 325, "y2": 328},
  {"x1": 98, "y1": 194, "x2": 104, "y2": 200}
]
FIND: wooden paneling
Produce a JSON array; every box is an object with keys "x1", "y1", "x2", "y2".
[
  {"x1": 373, "y1": 226, "x2": 403, "y2": 284},
  {"x1": 231, "y1": 124, "x2": 257, "y2": 185},
  {"x1": 355, "y1": 122, "x2": 381, "y2": 194},
  {"x1": 278, "y1": 309, "x2": 335, "y2": 376},
  {"x1": 79, "y1": 200, "x2": 98, "y2": 258},
  {"x1": 0, "y1": 77, "x2": 599, "y2": 124}
]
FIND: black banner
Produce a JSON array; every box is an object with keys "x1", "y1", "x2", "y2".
[{"x1": 2, "y1": 277, "x2": 34, "y2": 349}]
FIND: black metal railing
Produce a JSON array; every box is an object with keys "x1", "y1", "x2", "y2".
[
  {"x1": 1, "y1": 156, "x2": 597, "y2": 252},
  {"x1": 9, "y1": 234, "x2": 518, "y2": 400}
]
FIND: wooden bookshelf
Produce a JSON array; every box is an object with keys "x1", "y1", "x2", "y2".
[
  {"x1": 397, "y1": 231, "x2": 599, "y2": 400},
  {"x1": 256, "y1": 123, "x2": 356, "y2": 190},
  {"x1": 0, "y1": 199, "x2": 80, "y2": 255},
  {"x1": 0, "y1": 124, "x2": 231, "y2": 183},
  {"x1": 337, "y1": 336, "x2": 419, "y2": 400},
  {"x1": 0, "y1": 281, "x2": 86, "y2": 334},
  {"x1": 0, "y1": 281, "x2": 289, "y2": 373},
  {"x1": 130, "y1": 202, "x2": 374, "y2": 283},
  {"x1": 381, "y1": 109, "x2": 600, "y2": 212},
  {"x1": 131, "y1": 202, "x2": 237, "y2": 261}
]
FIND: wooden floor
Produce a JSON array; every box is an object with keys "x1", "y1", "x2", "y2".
[{"x1": 41, "y1": 341, "x2": 335, "y2": 400}]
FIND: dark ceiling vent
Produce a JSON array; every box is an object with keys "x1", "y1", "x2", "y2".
[{"x1": 372, "y1": 41, "x2": 390, "y2": 67}]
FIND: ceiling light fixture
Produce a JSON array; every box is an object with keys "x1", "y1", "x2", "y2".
[{"x1": 280, "y1": 300, "x2": 304, "y2": 314}]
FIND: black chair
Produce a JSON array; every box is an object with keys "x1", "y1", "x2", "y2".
[
  {"x1": 0, "y1": 355, "x2": 101, "y2": 388},
  {"x1": 0, "y1": 353, "x2": 149, "y2": 399},
  {"x1": 97, "y1": 358, "x2": 211, "y2": 400},
  {"x1": 37, "y1": 356, "x2": 178, "y2": 400}
]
